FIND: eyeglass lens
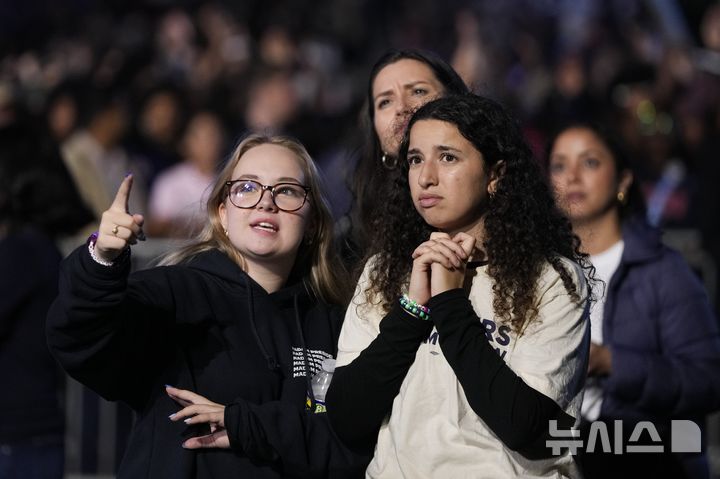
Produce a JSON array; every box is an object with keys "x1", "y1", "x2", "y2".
[{"x1": 228, "y1": 180, "x2": 307, "y2": 211}]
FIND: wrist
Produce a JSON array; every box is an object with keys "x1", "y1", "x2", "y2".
[
  {"x1": 406, "y1": 289, "x2": 430, "y2": 305},
  {"x1": 87, "y1": 232, "x2": 128, "y2": 267},
  {"x1": 399, "y1": 294, "x2": 431, "y2": 321},
  {"x1": 88, "y1": 232, "x2": 115, "y2": 266},
  {"x1": 431, "y1": 285, "x2": 455, "y2": 296}
]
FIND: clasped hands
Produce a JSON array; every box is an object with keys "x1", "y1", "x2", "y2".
[{"x1": 408, "y1": 232, "x2": 476, "y2": 305}]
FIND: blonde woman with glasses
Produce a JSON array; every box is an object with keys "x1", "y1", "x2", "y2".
[{"x1": 47, "y1": 134, "x2": 367, "y2": 478}]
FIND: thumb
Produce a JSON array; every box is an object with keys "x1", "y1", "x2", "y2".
[
  {"x1": 454, "y1": 232, "x2": 476, "y2": 257},
  {"x1": 110, "y1": 174, "x2": 133, "y2": 213}
]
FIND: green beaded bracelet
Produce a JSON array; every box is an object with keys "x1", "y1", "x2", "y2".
[{"x1": 399, "y1": 294, "x2": 431, "y2": 320}]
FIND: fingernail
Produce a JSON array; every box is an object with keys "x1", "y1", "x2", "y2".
[
  {"x1": 165, "y1": 384, "x2": 174, "y2": 389},
  {"x1": 125, "y1": 171, "x2": 132, "y2": 178},
  {"x1": 168, "y1": 413, "x2": 176, "y2": 419},
  {"x1": 184, "y1": 418, "x2": 192, "y2": 424},
  {"x1": 181, "y1": 441, "x2": 189, "y2": 449},
  {"x1": 137, "y1": 230, "x2": 147, "y2": 241}
]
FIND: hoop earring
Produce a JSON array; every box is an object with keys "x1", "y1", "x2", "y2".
[
  {"x1": 381, "y1": 152, "x2": 397, "y2": 170},
  {"x1": 617, "y1": 191, "x2": 626, "y2": 203}
]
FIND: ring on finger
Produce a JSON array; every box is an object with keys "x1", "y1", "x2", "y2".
[{"x1": 112, "y1": 225, "x2": 119, "y2": 236}]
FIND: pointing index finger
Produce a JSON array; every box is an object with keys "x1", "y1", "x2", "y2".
[{"x1": 111, "y1": 174, "x2": 133, "y2": 213}]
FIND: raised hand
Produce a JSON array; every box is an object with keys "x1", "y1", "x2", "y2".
[
  {"x1": 95, "y1": 174, "x2": 145, "y2": 263},
  {"x1": 429, "y1": 232, "x2": 476, "y2": 296},
  {"x1": 166, "y1": 386, "x2": 230, "y2": 449},
  {"x1": 409, "y1": 232, "x2": 468, "y2": 305}
]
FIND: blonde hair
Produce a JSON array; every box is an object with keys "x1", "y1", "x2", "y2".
[{"x1": 160, "y1": 134, "x2": 349, "y2": 305}]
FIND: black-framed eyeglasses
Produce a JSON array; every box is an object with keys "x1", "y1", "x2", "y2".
[{"x1": 225, "y1": 179, "x2": 311, "y2": 212}]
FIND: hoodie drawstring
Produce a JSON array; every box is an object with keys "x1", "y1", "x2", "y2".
[
  {"x1": 244, "y1": 275, "x2": 280, "y2": 372},
  {"x1": 293, "y1": 294, "x2": 316, "y2": 407}
]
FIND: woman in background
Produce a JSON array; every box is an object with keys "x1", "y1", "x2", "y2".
[
  {"x1": 147, "y1": 109, "x2": 226, "y2": 237},
  {"x1": 345, "y1": 49, "x2": 469, "y2": 262},
  {"x1": 548, "y1": 122, "x2": 720, "y2": 479}
]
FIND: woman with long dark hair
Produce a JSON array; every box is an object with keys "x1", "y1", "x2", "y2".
[
  {"x1": 548, "y1": 122, "x2": 720, "y2": 479},
  {"x1": 346, "y1": 49, "x2": 469, "y2": 261},
  {"x1": 327, "y1": 94, "x2": 592, "y2": 477}
]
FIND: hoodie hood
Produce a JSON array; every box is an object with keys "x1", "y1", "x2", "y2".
[{"x1": 183, "y1": 248, "x2": 315, "y2": 305}]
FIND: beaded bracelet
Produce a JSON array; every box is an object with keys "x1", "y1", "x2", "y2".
[
  {"x1": 88, "y1": 232, "x2": 115, "y2": 267},
  {"x1": 399, "y1": 294, "x2": 431, "y2": 321},
  {"x1": 88, "y1": 231, "x2": 129, "y2": 267}
]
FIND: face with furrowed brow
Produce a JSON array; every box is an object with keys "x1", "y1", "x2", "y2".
[{"x1": 372, "y1": 59, "x2": 444, "y2": 157}]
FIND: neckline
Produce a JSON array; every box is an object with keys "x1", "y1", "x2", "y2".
[{"x1": 467, "y1": 259, "x2": 489, "y2": 268}]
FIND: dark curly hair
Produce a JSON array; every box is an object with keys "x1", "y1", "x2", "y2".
[
  {"x1": 363, "y1": 94, "x2": 590, "y2": 334},
  {"x1": 348, "y1": 49, "x2": 469, "y2": 261}
]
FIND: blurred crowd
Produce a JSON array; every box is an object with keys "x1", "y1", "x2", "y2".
[
  {"x1": 1, "y1": 0, "x2": 718, "y2": 238},
  {"x1": 1, "y1": 0, "x2": 720, "y2": 476}
]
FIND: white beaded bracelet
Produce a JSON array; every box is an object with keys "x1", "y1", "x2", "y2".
[{"x1": 87, "y1": 232, "x2": 115, "y2": 267}]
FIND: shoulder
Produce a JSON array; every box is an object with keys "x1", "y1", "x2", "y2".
[
  {"x1": 349, "y1": 256, "x2": 388, "y2": 321},
  {"x1": 336, "y1": 257, "x2": 385, "y2": 366},
  {"x1": 348, "y1": 256, "x2": 377, "y2": 305},
  {"x1": 631, "y1": 244, "x2": 708, "y2": 301},
  {"x1": 524, "y1": 257, "x2": 590, "y2": 339},
  {"x1": 620, "y1": 222, "x2": 702, "y2": 290},
  {"x1": 150, "y1": 164, "x2": 188, "y2": 199},
  {"x1": 356, "y1": 255, "x2": 377, "y2": 283},
  {"x1": 537, "y1": 256, "x2": 587, "y2": 300},
  {"x1": 60, "y1": 132, "x2": 88, "y2": 155},
  {"x1": 655, "y1": 244, "x2": 696, "y2": 274},
  {"x1": 133, "y1": 251, "x2": 220, "y2": 286}
]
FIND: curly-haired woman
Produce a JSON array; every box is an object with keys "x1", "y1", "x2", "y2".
[{"x1": 326, "y1": 94, "x2": 592, "y2": 478}]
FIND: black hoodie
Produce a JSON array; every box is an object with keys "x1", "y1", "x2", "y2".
[{"x1": 46, "y1": 244, "x2": 367, "y2": 478}]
